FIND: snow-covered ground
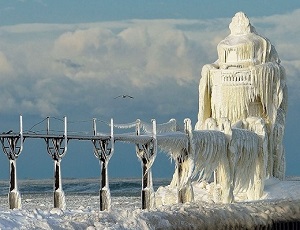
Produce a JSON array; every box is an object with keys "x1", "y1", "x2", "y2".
[{"x1": 1, "y1": 178, "x2": 300, "y2": 229}]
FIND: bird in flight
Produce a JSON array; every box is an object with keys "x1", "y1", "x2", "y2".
[{"x1": 114, "y1": 95, "x2": 134, "y2": 99}]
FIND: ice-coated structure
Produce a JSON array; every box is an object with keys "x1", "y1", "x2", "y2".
[{"x1": 193, "y1": 12, "x2": 287, "y2": 202}]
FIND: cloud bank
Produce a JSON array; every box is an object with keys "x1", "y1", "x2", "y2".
[{"x1": 0, "y1": 10, "x2": 299, "y2": 123}]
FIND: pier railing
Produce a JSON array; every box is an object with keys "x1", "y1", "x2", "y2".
[{"x1": 0, "y1": 115, "x2": 190, "y2": 211}]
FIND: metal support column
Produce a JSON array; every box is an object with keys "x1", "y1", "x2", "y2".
[
  {"x1": 136, "y1": 119, "x2": 157, "y2": 210},
  {"x1": 177, "y1": 118, "x2": 194, "y2": 203},
  {"x1": 93, "y1": 118, "x2": 114, "y2": 211},
  {"x1": 0, "y1": 115, "x2": 23, "y2": 209},
  {"x1": 45, "y1": 116, "x2": 68, "y2": 209}
]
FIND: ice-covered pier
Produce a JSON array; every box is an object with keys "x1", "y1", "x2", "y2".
[
  {"x1": 0, "y1": 112, "x2": 279, "y2": 214},
  {"x1": 0, "y1": 115, "x2": 192, "y2": 210}
]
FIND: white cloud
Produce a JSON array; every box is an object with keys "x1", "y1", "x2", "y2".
[
  {"x1": 53, "y1": 28, "x2": 109, "y2": 58},
  {"x1": 0, "y1": 51, "x2": 13, "y2": 75},
  {"x1": 52, "y1": 21, "x2": 207, "y2": 90},
  {"x1": 0, "y1": 10, "x2": 299, "y2": 123}
]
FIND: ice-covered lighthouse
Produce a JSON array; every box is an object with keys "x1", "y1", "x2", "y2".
[{"x1": 190, "y1": 12, "x2": 288, "y2": 202}]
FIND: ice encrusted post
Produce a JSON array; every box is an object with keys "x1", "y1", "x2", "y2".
[
  {"x1": 46, "y1": 116, "x2": 67, "y2": 209},
  {"x1": 0, "y1": 115, "x2": 23, "y2": 209},
  {"x1": 8, "y1": 159, "x2": 21, "y2": 209},
  {"x1": 136, "y1": 119, "x2": 157, "y2": 209},
  {"x1": 177, "y1": 118, "x2": 194, "y2": 203},
  {"x1": 53, "y1": 159, "x2": 65, "y2": 209},
  {"x1": 92, "y1": 118, "x2": 114, "y2": 211}
]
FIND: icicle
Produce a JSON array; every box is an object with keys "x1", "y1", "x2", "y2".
[
  {"x1": 112, "y1": 121, "x2": 137, "y2": 129},
  {"x1": 140, "y1": 119, "x2": 177, "y2": 134}
]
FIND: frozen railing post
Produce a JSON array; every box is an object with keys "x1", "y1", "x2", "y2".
[
  {"x1": 177, "y1": 118, "x2": 194, "y2": 203},
  {"x1": 136, "y1": 119, "x2": 157, "y2": 210},
  {"x1": 92, "y1": 118, "x2": 114, "y2": 211},
  {"x1": 0, "y1": 115, "x2": 23, "y2": 209},
  {"x1": 45, "y1": 116, "x2": 67, "y2": 209}
]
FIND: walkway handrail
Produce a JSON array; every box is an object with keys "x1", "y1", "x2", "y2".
[{"x1": 0, "y1": 115, "x2": 191, "y2": 211}]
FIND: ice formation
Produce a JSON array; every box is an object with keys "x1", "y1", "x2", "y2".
[
  {"x1": 115, "y1": 118, "x2": 194, "y2": 206},
  {"x1": 2, "y1": 178, "x2": 300, "y2": 229},
  {"x1": 192, "y1": 12, "x2": 288, "y2": 202}
]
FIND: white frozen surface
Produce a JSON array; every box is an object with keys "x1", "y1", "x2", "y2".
[{"x1": 1, "y1": 178, "x2": 300, "y2": 229}]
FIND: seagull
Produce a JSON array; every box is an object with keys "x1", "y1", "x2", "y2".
[{"x1": 114, "y1": 95, "x2": 134, "y2": 99}]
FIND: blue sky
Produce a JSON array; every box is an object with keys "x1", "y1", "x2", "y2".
[{"x1": 0, "y1": 1, "x2": 300, "y2": 180}]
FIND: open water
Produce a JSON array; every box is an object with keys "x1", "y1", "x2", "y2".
[{"x1": 0, "y1": 178, "x2": 171, "y2": 210}]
